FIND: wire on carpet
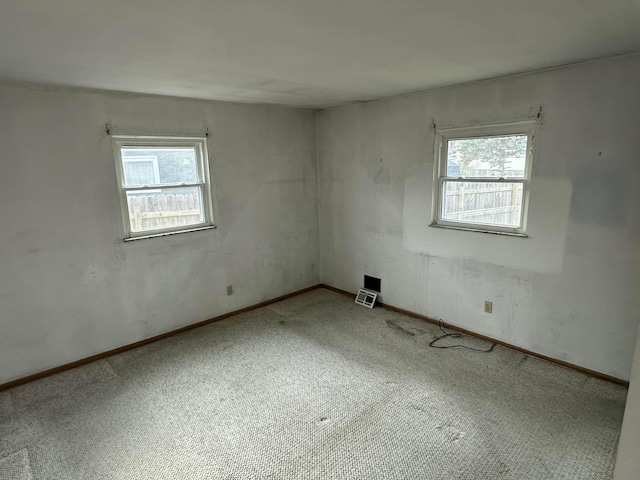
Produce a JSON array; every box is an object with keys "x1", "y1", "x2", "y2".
[{"x1": 429, "y1": 319, "x2": 495, "y2": 353}]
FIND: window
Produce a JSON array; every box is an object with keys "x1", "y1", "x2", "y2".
[
  {"x1": 432, "y1": 122, "x2": 535, "y2": 235},
  {"x1": 112, "y1": 136, "x2": 215, "y2": 240}
]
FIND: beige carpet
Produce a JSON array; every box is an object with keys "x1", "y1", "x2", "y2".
[{"x1": 0, "y1": 288, "x2": 628, "y2": 479}]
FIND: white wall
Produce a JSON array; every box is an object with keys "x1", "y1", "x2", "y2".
[
  {"x1": 0, "y1": 84, "x2": 319, "y2": 385},
  {"x1": 615, "y1": 328, "x2": 640, "y2": 479},
  {"x1": 2, "y1": 55, "x2": 639, "y2": 386},
  {"x1": 317, "y1": 55, "x2": 640, "y2": 380}
]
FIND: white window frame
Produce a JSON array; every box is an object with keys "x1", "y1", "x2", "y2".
[
  {"x1": 112, "y1": 135, "x2": 215, "y2": 241},
  {"x1": 431, "y1": 121, "x2": 535, "y2": 236}
]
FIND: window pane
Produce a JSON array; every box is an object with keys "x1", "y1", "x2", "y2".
[
  {"x1": 126, "y1": 187, "x2": 203, "y2": 233},
  {"x1": 441, "y1": 181, "x2": 523, "y2": 228},
  {"x1": 121, "y1": 147, "x2": 198, "y2": 185},
  {"x1": 447, "y1": 135, "x2": 527, "y2": 178}
]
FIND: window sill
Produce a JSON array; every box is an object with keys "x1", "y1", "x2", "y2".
[
  {"x1": 123, "y1": 225, "x2": 217, "y2": 242},
  {"x1": 429, "y1": 223, "x2": 528, "y2": 238}
]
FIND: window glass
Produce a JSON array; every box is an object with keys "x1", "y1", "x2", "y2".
[
  {"x1": 126, "y1": 186, "x2": 203, "y2": 233},
  {"x1": 447, "y1": 135, "x2": 527, "y2": 178},
  {"x1": 121, "y1": 147, "x2": 198, "y2": 185},
  {"x1": 441, "y1": 181, "x2": 523, "y2": 228}
]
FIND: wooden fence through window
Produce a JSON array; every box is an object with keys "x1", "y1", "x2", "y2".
[
  {"x1": 444, "y1": 184, "x2": 522, "y2": 226},
  {"x1": 128, "y1": 193, "x2": 201, "y2": 231}
]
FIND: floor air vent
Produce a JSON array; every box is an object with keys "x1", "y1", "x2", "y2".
[{"x1": 355, "y1": 289, "x2": 378, "y2": 309}]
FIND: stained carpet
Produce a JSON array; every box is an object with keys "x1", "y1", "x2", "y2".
[{"x1": 0, "y1": 288, "x2": 627, "y2": 479}]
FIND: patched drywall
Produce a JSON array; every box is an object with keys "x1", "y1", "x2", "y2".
[
  {"x1": 0, "y1": 85, "x2": 319, "y2": 385},
  {"x1": 318, "y1": 55, "x2": 640, "y2": 380}
]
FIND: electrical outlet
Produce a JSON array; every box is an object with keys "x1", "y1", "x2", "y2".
[
  {"x1": 484, "y1": 301, "x2": 493, "y2": 314},
  {"x1": 226, "y1": 285, "x2": 233, "y2": 296}
]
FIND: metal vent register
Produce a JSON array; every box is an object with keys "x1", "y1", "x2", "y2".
[{"x1": 355, "y1": 289, "x2": 378, "y2": 308}]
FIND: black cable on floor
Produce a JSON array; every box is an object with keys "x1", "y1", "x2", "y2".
[{"x1": 429, "y1": 319, "x2": 495, "y2": 353}]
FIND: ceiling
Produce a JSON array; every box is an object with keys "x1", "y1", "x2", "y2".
[{"x1": 1, "y1": 0, "x2": 639, "y2": 109}]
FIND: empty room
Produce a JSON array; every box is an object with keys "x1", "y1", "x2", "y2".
[{"x1": 1, "y1": 1, "x2": 640, "y2": 479}]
